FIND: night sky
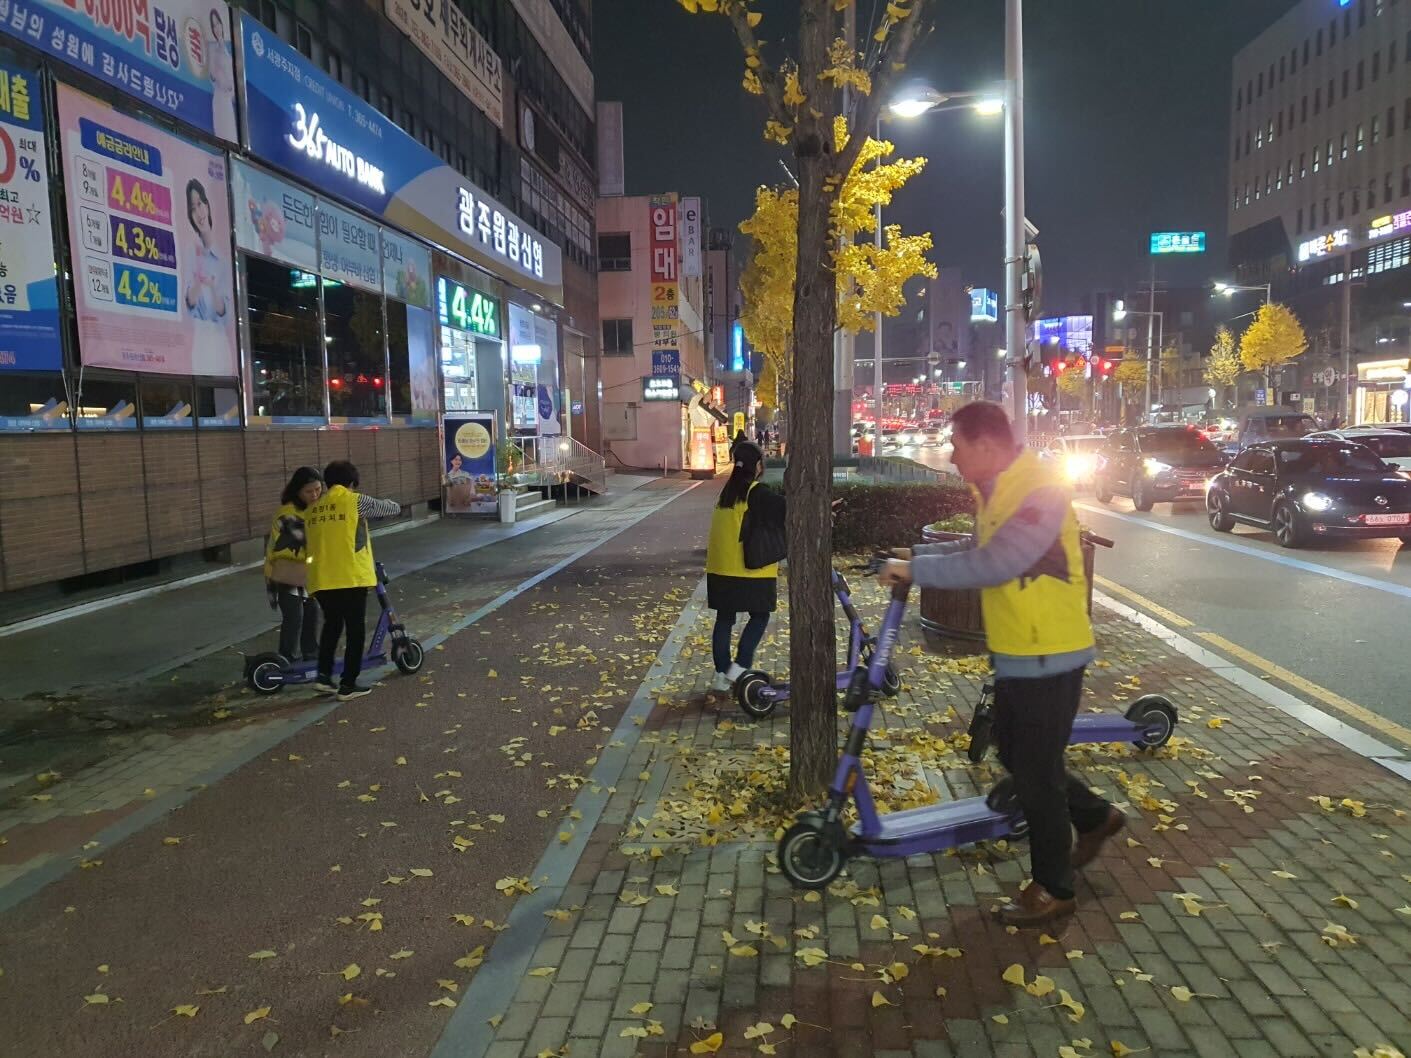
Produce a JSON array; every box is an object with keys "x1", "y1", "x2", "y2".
[{"x1": 595, "y1": 0, "x2": 1297, "y2": 315}]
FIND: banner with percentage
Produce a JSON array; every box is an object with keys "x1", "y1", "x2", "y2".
[
  {"x1": 57, "y1": 83, "x2": 236, "y2": 378},
  {"x1": 0, "y1": 56, "x2": 61, "y2": 374}
]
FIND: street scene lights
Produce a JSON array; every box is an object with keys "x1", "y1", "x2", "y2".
[{"x1": 1213, "y1": 281, "x2": 1273, "y2": 303}]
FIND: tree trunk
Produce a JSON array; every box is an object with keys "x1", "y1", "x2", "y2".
[{"x1": 785, "y1": 3, "x2": 839, "y2": 802}]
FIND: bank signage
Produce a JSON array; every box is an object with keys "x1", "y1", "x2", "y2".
[
  {"x1": 239, "y1": 13, "x2": 561, "y2": 299},
  {"x1": 0, "y1": 0, "x2": 238, "y2": 141}
]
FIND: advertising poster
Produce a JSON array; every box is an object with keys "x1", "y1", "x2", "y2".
[
  {"x1": 382, "y1": 228, "x2": 431, "y2": 307},
  {"x1": 0, "y1": 0, "x2": 238, "y2": 141},
  {"x1": 384, "y1": 0, "x2": 502, "y2": 129},
  {"x1": 317, "y1": 199, "x2": 381, "y2": 291},
  {"x1": 231, "y1": 158, "x2": 316, "y2": 268},
  {"x1": 57, "y1": 84, "x2": 237, "y2": 377},
  {"x1": 442, "y1": 411, "x2": 497, "y2": 514},
  {"x1": 0, "y1": 56, "x2": 60, "y2": 375},
  {"x1": 240, "y1": 15, "x2": 562, "y2": 301}
]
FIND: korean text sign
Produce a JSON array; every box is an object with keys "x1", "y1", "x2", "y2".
[
  {"x1": 0, "y1": 55, "x2": 60, "y2": 372},
  {"x1": 649, "y1": 193, "x2": 679, "y2": 383},
  {"x1": 0, "y1": 0, "x2": 237, "y2": 141},
  {"x1": 58, "y1": 83, "x2": 237, "y2": 376}
]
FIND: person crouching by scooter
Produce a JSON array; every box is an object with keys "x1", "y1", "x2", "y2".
[
  {"x1": 705, "y1": 441, "x2": 783, "y2": 694},
  {"x1": 304, "y1": 460, "x2": 402, "y2": 701},
  {"x1": 265, "y1": 466, "x2": 323, "y2": 664},
  {"x1": 879, "y1": 401, "x2": 1124, "y2": 928}
]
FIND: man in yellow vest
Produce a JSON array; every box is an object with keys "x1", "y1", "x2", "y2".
[
  {"x1": 881, "y1": 401, "x2": 1123, "y2": 927},
  {"x1": 304, "y1": 460, "x2": 402, "y2": 701}
]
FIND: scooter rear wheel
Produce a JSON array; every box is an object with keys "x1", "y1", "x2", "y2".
[
  {"x1": 882, "y1": 664, "x2": 902, "y2": 698},
  {"x1": 1126, "y1": 695, "x2": 1177, "y2": 750},
  {"x1": 735, "y1": 671, "x2": 775, "y2": 719},
  {"x1": 778, "y1": 821, "x2": 844, "y2": 890},
  {"x1": 392, "y1": 637, "x2": 425, "y2": 675},
  {"x1": 247, "y1": 653, "x2": 287, "y2": 695},
  {"x1": 967, "y1": 703, "x2": 995, "y2": 763}
]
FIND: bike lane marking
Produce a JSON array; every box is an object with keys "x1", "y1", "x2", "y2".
[{"x1": 0, "y1": 483, "x2": 698, "y2": 916}]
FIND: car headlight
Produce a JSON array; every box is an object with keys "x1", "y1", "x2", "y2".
[
  {"x1": 1301, "y1": 491, "x2": 1334, "y2": 512},
  {"x1": 1143, "y1": 458, "x2": 1172, "y2": 476},
  {"x1": 1065, "y1": 454, "x2": 1094, "y2": 479}
]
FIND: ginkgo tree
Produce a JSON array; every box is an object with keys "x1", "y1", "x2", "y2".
[
  {"x1": 1203, "y1": 325, "x2": 1242, "y2": 407},
  {"x1": 1240, "y1": 302, "x2": 1308, "y2": 402},
  {"x1": 738, "y1": 128, "x2": 937, "y2": 414},
  {"x1": 677, "y1": 0, "x2": 935, "y2": 797}
]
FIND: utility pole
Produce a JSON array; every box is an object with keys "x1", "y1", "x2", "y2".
[
  {"x1": 832, "y1": 0, "x2": 857, "y2": 457},
  {"x1": 1342, "y1": 247, "x2": 1353, "y2": 423},
  {"x1": 1004, "y1": 0, "x2": 1028, "y2": 442},
  {"x1": 872, "y1": 115, "x2": 884, "y2": 449},
  {"x1": 1145, "y1": 259, "x2": 1156, "y2": 418}
]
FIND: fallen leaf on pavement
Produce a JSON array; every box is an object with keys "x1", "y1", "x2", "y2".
[
  {"x1": 171, "y1": 1004, "x2": 199, "y2": 1018},
  {"x1": 1001, "y1": 963, "x2": 1027, "y2": 988},
  {"x1": 428, "y1": 997, "x2": 457, "y2": 1009},
  {"x1": 243, "y1": 1006, "x2": 271, "y2": 1024},
  {"x1": 248, "y1": 951, "x2": 277, "y2": 961},
  {"x1": 1332, "y1": 893, "x2": 1359, "y2": 909},
  {"x1": 389, "y1": 950, "x2": 414, "y2": 960},
  {"x1": 689, "y1": 1032, "x2": 724, "y2": 1054},
  {"x1": 1170, "y1": 986, "x2": 1193, "y2": 1002},
  {"x1": 526, "y1": 966, "x2": 556, "y2": 977},
  {"x1": 339, "y1": 964, "x2": 360, "y2": 981}
]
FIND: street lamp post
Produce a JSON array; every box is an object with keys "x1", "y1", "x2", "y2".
[
  {"x1": 1004, "y1": 0, "x2": 1027, "y2": 441},
  {"x1": 1114, "y1": 301, "x2": 1163, "y2": 420}
]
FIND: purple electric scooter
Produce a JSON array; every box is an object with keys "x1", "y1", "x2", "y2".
[
  {"x1": 734, "y1": 568, "x2": 901, "y2": 719},
  {"x1": 243, "y1": 561, "x2": 425, "y2": 694},
  {"x1": 778, "y1": 567, "x2": 1027, "y2": 889}
]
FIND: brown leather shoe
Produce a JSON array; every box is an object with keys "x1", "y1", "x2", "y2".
[
  {"x1": 1072, "y1": 808, "x2": 1126, "y2": 870},
  {"x1": 993, "y1": 881, "x2": 1076, "y2": 928}
]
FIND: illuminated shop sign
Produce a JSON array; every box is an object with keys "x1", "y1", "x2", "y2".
[
  {"x1": 969, "y1": 287, "x2": 999, "y2": 322},
  {"x1": 1149, "y1": 231, "x2": 1206, "y2": 255},
  {"x1": 287, "y1": 103, "x2": 386, "y2": 194},
  {"x1": 643, "y1": 376, "x2": 680, "y2": 402},
  {"x1": 1298, "y1": 228, "x2": 1350, "y2": 261},
  {"x1": 436, "y1": 276, "x2": 499, "y2": 338},
  {"x1": 1368, "y1": 210, "x2": 1411, "y2": 241}
]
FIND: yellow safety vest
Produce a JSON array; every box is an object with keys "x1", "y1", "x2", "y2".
[
  {"x1": 976, "y1": 449, "x2": 1094, "y2": 656},
  {"x1": 705, "y1": 482, "x2": 777, "y2": 579},
  {"x1": 304, "y1": 485, "x2": 377, "y2": 593}
]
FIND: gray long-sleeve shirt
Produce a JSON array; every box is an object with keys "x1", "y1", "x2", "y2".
[
  {"x1": 358, "y1": 494, "x2": 403, "y2": 520},
  {"x1": 912, "y1": 483, "x2": 1094, "y2": 678}
]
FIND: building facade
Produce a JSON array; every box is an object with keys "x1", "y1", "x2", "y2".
[
  {"x1": 597, "y1": 192, "x2": 726, "y2": 473},
  {"x1": 1228, "y1": 0, "x2": 1411, "y2": 421},
  {"x1": 0, "y1": 0, "x2": 598, "y2": 614}
]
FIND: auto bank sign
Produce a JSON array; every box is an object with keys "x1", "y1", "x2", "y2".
[{"x1": 238, "y1": 14, "x2": 561, "y2": 298}]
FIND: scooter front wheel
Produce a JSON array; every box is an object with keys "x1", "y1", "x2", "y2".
[
  {"x1": 392, "y1": 637, "x2": 425, "y2": 675},
  {"x1": 882, "y1": 664, "x2": 902, "y2": 698},
  {"x1": 778, "y1": 821, "x2": 844, "y2": 890},
  {"x1": 735, "y1": 671, "x2": 775, "y2": 719},
  {"x1": 246, "y1": 653, "x2": 287, "y2": 695},
  {"x1": 1126, "y1": 695, "x2": 1177, "y2": 750}
]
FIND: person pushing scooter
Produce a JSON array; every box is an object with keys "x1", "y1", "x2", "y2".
[{"x1": 880, "y1": 401, "x2": 1124, "y2": 928}]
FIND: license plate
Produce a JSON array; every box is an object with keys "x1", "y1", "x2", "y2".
[{"x1": 1364, "y1": 513, "x2": 1410, "y2": 526}]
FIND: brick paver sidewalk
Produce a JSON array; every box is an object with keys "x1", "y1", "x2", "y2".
[{"x1": 470, "y1": 573, "x2": 1411, "y2": 1058}]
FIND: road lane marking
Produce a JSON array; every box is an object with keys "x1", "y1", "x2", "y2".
[
  {"x1": 1197, "y1": 630, "x2": 1411, "y2": 750},
  {"x1": 1087, "y1": 578, "x2": 1411, "y2": 755},
  {"x1": 1076, "y1": 501, "x2": 1411, "y2": 602},
  {"x1": 1093, "y1": 574, "x2": 1194, "y2": 627}
]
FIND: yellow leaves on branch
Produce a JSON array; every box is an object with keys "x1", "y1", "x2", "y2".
[
  {"x1": 819, "y1": 37, "x2": 872, "y2": 96},
  {"x1": 1204, "y1": 325, "x2": 1242, "y2": 387},
  {"x1": 1239, "y1": 302, "x2": 1308, "y2": 375}
]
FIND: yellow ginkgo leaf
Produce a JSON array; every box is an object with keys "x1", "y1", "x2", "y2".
[
  {"x1": 629, "y1": 1001, "x2": 653, "y2": 1015},
  {"x1": 162, "y1": 837, "x2": 181, "y2": 846},
  {"x1": 870, "y1": 990, "x2": 892, "y2": 1008},
  {"x1": 247, "y1": 950, "x2": 277, "y2": 961},
  {"x1": 1271, "y1": 870, "x2": 1298, "y2": 880},
  {"x1": 1038, "y1": 933, "x2": 1058, "y2": 945},
  {"x1": 428, "y1": 996, "x2": 457, "y2": 1009},
  {"x1": 1026, "y1": 975, "x2": 1056, "y2": 998},
  {"x1": 746, "y1": 10, "x2": 761, "y2": 26},
  {"x1": 620, "y1": 1026, "x2": 648, "y2": 1039},
  {"x1": 1001, "y1": 963, "x2": 1027, "y2": 988},
  {"x1": 795, "y1": 947, "x2": 828, "y2": 967},
  {"x1": 389, "y1": 950, "x2": 414, "y2": 960},
  {"x1": 729, "y1": 944, "x2": 759, "y2": 957},
  {"x1": 340, "y1": 964, "x2": 360, "y2": 981},
  {"x1": 780, "y1": 1013, "x2": 797, "y2": 1029},
  {"x1": 243, "y1": 1006, "x2": 271, "y2": 1024},
  {"x1": 743, "y1": 1021, "x2": 774, "y2": 1039},
  {"x1": 172, "y1": 1004, "x2": 199, "y2": 1017},
  {"x1": 1111, "y1": 1042, "x2": 1140, "y2": 1057},
  {"x1": 992, "y1": 1013, "x2": 1009, "y2": 1024},
  {"x1": 526, "y1": 966, "x2": 556, "y2": 977},
  {"x1": 1333, "y1": 893, "x2": 1359, "y2": 909},
  {"x1": 655, "y1": 884, "x2": 680, "y2": 897},
  {"x1": 1058, "y1": 988, "x2": 1086, "y2": 1022},
  {"x1": 689, "y1": 1032, "x2": 724, "y2": 1054},
  {"x1": 409, "y1": 868, "x2": 433, "y2": 878},
  {"x1": 84, "y1": 992, "x2": 111, "y2": 1006},
  {"x1": 869, "y1": 914, "x2": 889, "y2": 930},
  {"x1": 1170, "y1": 986, "x2": 1194, "y2": 1002}
]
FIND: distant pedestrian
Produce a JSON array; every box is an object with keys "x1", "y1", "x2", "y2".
[
  {"x1": 730, "y1": 429, "x2": 749, "y2": 462},
  {"x1": 304, "y1": 461, "x2": 402, "y2": 701},
  {"x1": 264, "y1": 466, "x2": 322, "y2": 663},
  {"x1": 1328, "y1": 413, "x2": 1343, "y2": 430},
  {"x1": 705, "y1": 441, "x2": 783, "y2": 693}
]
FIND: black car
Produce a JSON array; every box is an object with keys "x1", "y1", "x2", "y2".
[
  {"x1": 1094, "y1": 425, "x2": 1226, "y2": 511},
  {"x1": 1206, "y1": 439, "x2": 1411, "y2": 548}
]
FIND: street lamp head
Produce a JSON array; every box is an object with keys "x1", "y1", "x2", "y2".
[
  {"x1": 1213, "y1": 282, "x2": 1230, "y2": 293},
  {"x1": 973, "y1": 98, "x2": 1004, "y2": 116}
]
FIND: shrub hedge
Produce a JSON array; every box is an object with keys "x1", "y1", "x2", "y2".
[{"x1": 832, "y1": 482, "x2": 974, "y2": 551}]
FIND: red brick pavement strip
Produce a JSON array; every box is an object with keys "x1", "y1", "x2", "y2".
[
  {"x1": 474, "y1": 575, "x2": 1411, "y2": 1058},
  {"x1": 0, "y1": 481, "x2": 716, "y2": 1058}
]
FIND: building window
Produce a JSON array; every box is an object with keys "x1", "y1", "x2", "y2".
[
  {"x1": 1338, "y1": 191, "x2": 1346, "y2": 219},
  {"x1": 1236, "y1": 86, "x2": 1243, "y2": 111},
  {"x1": 1373, "y1": 115, "x2": 1381, "y2": 144},
  {"x1": 1279, "y1": 55, "x2": 1286, "y2": 81},
  {"x1": 1405, "y1": 97, "x2": 1411, "y2": 131},
  {"x1": 1299, "y1": 153, "x2": 1306, "y2": 178},
  {"x1": 255, "y1": 0, "x2": 278, "y2": 31},
  {"x1": 1323, "y1": 198, "x2": 1330, "y2": 224},
  {"x1": 1374, "y1": 51, "x2": 1381, "y2": 81},
  {"x1": 597, "y1": 233, "x2": 632, "y2": 272},
  {"x1": 1314, "y1": 86, "x2": 1321, "y2": 115},
  {"x1": 246, "y1": 258, "x2": 325, "y2": 421},
  {"x1": 1234, "y1": 136, "x2": 1242, "y2": 160},
  {"x1": 1256, "y1": 127, "x2": 1264, "y2": 149},
  {"x1": 1341, "y1": 132, "x2": 1349, "y2": 159},
  {"x1": 1352, "y1": 188, "x2": 1360, "y2": 214},
  {"x1": 1297, "y1": 207, "x2": 1304, "y2": 233},
  {"x1": 1234, "y1": 187, "x2": 1241, "y2": 211},
  {"x1": 1330, "y1": 18, "x2": 1337, "y2": 45},
  {"x1": 1391, "y1": 106, "x2": 1398, "y2": 138},
  {"x1": 1357, "y1": 124, "x2": 1365, "y2": 151},
  {"x1": 1393, "y1": 40, "x2": 1399, "y2": 70},
  {"x1": 1343, "y1": 69, "x2": 1350, "y2": 97},
  {"x1": 1357, "y1": 60, "x2": 1364, "y2": 90},
  {"x1": 1267, "y1": 118, "x2": 1274, "y2": 142},
  {"x1": 1287, "y1": 160, "x2": 1294, "y2": 186},
  {"x1": 324, "y1": 282, "x2": 387, "y2": 420},
  {"x1": 1314, "y1": 148, "x2": 1321, "y2": 173},
  {"x1": 1301, "y1": 95, "x2": 1308, "y2": 122},
  {"x1": 295, "y1": 22, "x2": 313, "y2": 59},
  {"x1": 1304, "y1": 39, "x2": 1310, "y2": 64},
  {"x1": 1402, "y1": 165, "x2": 1410, "y2": 197},
  {"x1": 1327, "y1": 138, "x2": 1335, "y2": 167},
  {"x1": 602, "y1": 318, "x2": 634, "y2": 356},
  {"x1": 1369, "y1": 179, "x2": 1376, "y2": 209}
]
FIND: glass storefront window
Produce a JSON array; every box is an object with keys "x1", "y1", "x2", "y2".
[
  {"x1": 247, "y1": 257, "x2": 325, "y2": 421},
  {"x1": 75, "y1": 377, "x2": 139, "y2": 430},
  {"x1": 0, "y1": 374, "x2": 71, "y2": 431},
  {"x1": 139, "y1": 378, "x2": 195, "y2": 429},
  {"x1": 198, "y1": 383, "x2": 241, "y2": 427},
  {"x1": 324, "y1": 283, "x2": 388, "y2": 420}
]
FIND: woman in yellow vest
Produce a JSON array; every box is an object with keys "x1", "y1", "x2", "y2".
[
  {"x1": 705, "y1": 441, "x2": 784, "y2": 693},
  {"x1": 881, "y1": 402, "x2": 1122, "y2": 929},
  {"x1": 263, "y1": 466, "x2": 323, "y2": 662},
  {"x1": 304, "y1": 460, "x2": 402, "y2": 701}
]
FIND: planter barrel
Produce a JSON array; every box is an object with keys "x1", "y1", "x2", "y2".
[{"x1": 917, "y1": 527, "x2": 1096, "y2": 642}]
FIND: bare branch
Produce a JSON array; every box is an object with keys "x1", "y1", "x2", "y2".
[
  {"x1": 724, "y1": 5, "x2": 790, "y2": 130},
  {"x1": 833, "y1": 3, "x2": 931, "y2": 177}
]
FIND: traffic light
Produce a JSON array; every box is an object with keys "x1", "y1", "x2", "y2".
[{"x1": 1095, "y1": 358, "x2": 1113, "y2": 378}]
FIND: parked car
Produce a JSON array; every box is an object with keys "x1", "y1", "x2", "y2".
[
  {"x1": 920, "y1": 424, "x2": 947, "y2": 446},
  {"x1": 1094, "y1": 424, "x2": 1226, "y2": 511},
  {"x1": 1308, "y1": 428, "x2": 1411, "y2": 470},
  {"x1": 1206, "y1": 438, "x2": 1411, "y2": 547},
  {"x1": 1224, "y1": 406, "x2": 1319, "y2": 455},
  {"x1": 1374, "y1": 422, "x2": 1411, "y2": 437},
  {"x1": 1041, "y1": 434, "x2": 1106, "y2": 488}
]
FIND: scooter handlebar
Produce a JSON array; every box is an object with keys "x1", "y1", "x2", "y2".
[{"x1": 1080, "y1": 531, "x2": 1114, "y2": 549}]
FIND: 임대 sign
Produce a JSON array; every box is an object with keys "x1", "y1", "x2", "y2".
[{"x1": 1149, "y1": 231, "x2": 1206, "y2": 255}]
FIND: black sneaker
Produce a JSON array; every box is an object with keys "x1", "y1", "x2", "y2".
[
  {"x1": 316, "y1": 675, "x2": 336, "y2": 693},
  {"x1": 337, "y1": 684, "x2": 373, "y2": 702}
]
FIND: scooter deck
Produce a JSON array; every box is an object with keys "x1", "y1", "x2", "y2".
[
  {"x1": 1070, "y1": 713, "x2": 1156, "y2": 743},
  {"x1": 849, "y1": 796, "x2": 1016, "y2": 853}
]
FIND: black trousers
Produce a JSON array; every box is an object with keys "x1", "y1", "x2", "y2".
[
  {"x1": 993, "y1": 666, "x2": 1111, "y2": 898},
  {"x1": 276, "y1": 589, "x2": 320, "y2": 661},
  {"x1": 316, "y1": 587, "x2": 368, "y2": 689}
]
